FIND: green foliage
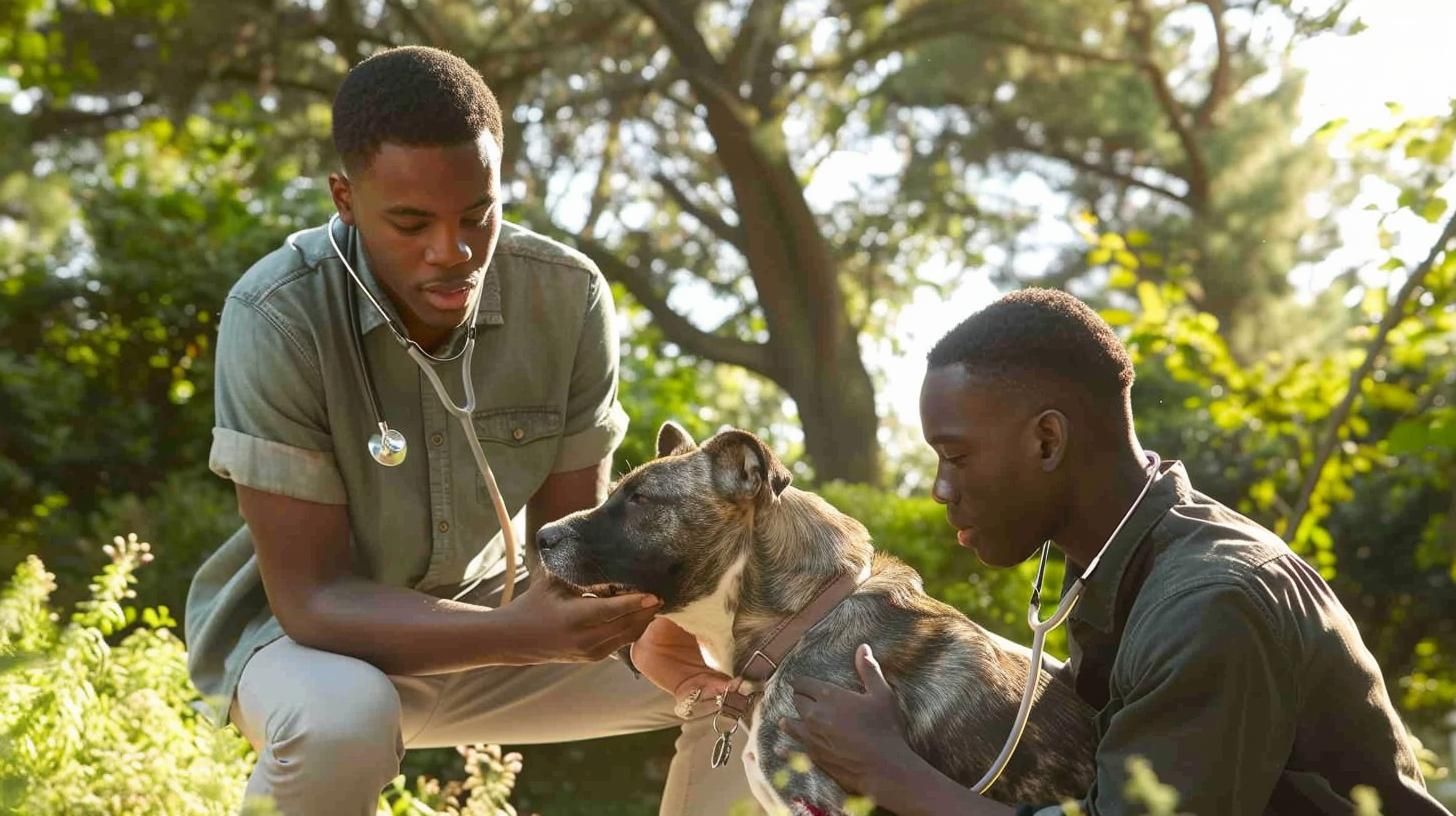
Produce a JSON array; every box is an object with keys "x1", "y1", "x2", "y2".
[
  {"x1": 0, "y1": 537, "x2": 522, "y2": 816},
  {"x1": 0, "y1": 535, "x2": 254, "y2": 814},
  {"x1": 0, "y1": 108, "x2": 327, "y2": 602},
  {"x1": 380, "y1": 745, "x2": 523, "y2": 816},
  {"x1": 818, "y1": 482, "x2": 1070, "y2": 654},
  {"x1": 1078, "y1": 105, "x2": 1456, "y2": 725}
]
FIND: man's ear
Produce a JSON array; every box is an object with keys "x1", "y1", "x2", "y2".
[
  {"x1": 1032, "y1": 409, "x2": 1070, "y2": 472},
  {"x1": 328, "y1": 172, "x2": 356, "y2": 227},
  {"x1": 656, "y1": 421, "x2": 698, "y2": 458},
  {"x1": 704, "y1": 429, "x2": 792, "y2": 503}
]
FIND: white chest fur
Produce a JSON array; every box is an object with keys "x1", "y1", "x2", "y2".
[{"x1": 662, "y1": 553, "x2": 748, "y2": 672}]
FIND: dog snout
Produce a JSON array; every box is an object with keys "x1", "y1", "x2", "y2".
[{"x1": 537, "y1": 524, "x2": 571, "y2": 552}]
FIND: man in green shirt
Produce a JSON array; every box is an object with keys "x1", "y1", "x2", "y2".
[
  {"x1": 775, "y1": 290, "x2": 1450, "y2": 814},
  {"x1": 184, "y1": 46, "x2": 752, "y2": 815}
]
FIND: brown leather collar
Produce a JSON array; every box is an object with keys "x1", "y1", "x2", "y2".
[{"x1": 709, "y1": 570, "x2": 862, "y2": 768}]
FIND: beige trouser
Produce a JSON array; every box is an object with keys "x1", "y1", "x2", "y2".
[{"x1": 230, "y1": 576, "x2": 756, "y2": 816}]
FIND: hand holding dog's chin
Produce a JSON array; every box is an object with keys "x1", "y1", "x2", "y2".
[{"x1": 492, "y1": 578, "x2": 662, "y2": 665}]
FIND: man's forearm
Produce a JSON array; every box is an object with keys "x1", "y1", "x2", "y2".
[
  {"x1": 285, "y1": 576, "x2": 531, "y2": 675},
  {"x1": 868, "y1": 750, "x2": 1016, "y2": 816}
]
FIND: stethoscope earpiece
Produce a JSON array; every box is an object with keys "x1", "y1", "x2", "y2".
[{"x1": 369, "y1": 424, "x2": 408, "y2": 467}]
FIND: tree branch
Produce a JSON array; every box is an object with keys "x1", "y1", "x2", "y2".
[
  {"x1": 626, "y1": 0, "x2": 745, "y2": 117},
  {"x1": 329, "y1": 0, "x2": 365, "y2": 63},
  {"x1": 652, "y1": 173, "x2": 747, "y2": 253},
  {"x1": 1285, "y1": 209, "x2": 1456, "y2": 539},
  {"x1": 1195, "y1": 0, "x2": 1232, "y2": 129},
  {"x1": 572, "y1": 233, "x2": 775, "y2": 377},
  {"x1": 584, "y1": 118, "x2": 622, "y2": 237},
  {"x1": 217, "y1": 67, "x2": 335, "y2": 98},
  {"x1": 787, "y1": 2, "x2": 971, "y2": 75},
  {"x1": 725, "y1": 0, "x2": 786, "y2": 114},
  {"x1": 384, "y1": 0, "x2": 451, "y2": 49},
  {"x1": 969, "y1": 29, "x2": 1137, "y2": 67},
  {"x1": 27, "y1": 100, "x2": 151, "y2": 142},
  {"x1": 1129, "y1": 1, "x2": 1210, "y2": 208},
  {"x1": 987, "y1": 119, "x2": 1190, "y2": 206}
]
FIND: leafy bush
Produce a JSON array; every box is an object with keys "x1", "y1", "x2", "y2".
[
  {"x1": 0, "y1": 535, "x2": 522, "y2": 816},
  {"x1": 818, "y1": 481, "x2": 1070, "y2": 655},
  {"x1": 0, "y1": 534, "x2": 254, "y2": 815}
]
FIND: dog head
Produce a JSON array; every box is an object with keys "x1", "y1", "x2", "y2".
[{"x1": 535, "y1": 421, "x2": 791, "y2": 611}]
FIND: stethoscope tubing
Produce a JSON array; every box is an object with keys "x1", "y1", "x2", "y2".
[
  {"x1": 325, "y1": 215, "x2": 521, "y2": 606},
  {"x1": 972, "y1": 452, "x2": 1161, "y2": 794}
]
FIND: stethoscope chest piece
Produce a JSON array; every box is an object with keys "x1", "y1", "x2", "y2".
[{"x1": 369, "y1": 423, "x2": 408, "y2": 467}]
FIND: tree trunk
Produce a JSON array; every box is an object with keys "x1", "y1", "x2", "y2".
[
  {"x1": 784, "y1": 342, "x2": 882, "y2": 485},
  {"x1": 698, "y1": 96, "x2": 882, "y2": 485},
  {"x1": 590, "y1": 0, "x2": 886, "y2": 486}
]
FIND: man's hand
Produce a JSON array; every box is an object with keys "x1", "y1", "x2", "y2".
[
  {"x1": 631, "y1": 617, "x2": 731, "y2": 717},
  {"x1": 496, "y1": 577, "x2": 662, "y2": 665},
  {"x1": 780, "y1": 644, "x2": 918, "y2": 798}
]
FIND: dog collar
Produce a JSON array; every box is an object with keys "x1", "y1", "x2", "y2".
[{"x1": 709, "y1": 570, "x2": 862, "y2": 769}]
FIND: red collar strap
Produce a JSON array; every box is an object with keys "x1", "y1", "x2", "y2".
[{"x1": 709, "y1": 570, "x2": 862, "y2": 768}]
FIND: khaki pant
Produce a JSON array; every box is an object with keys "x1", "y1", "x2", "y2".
[{"x1": 230, "y1": 575, "x2": 756, "y2": 816}]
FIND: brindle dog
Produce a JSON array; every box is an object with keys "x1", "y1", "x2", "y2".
[{"x1": 537, "y1": 422, "x2": 1096, "y2": 815}]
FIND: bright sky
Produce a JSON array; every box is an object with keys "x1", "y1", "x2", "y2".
[{"x1": 872, "y1": 0, "x2": 1456, "y2": 439}]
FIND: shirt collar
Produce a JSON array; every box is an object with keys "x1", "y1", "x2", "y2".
[
  {"x1": 1066, "y1": 456, "x2": 1191, "y2": 633},
  {"x1": 330, "y1": 220, "x2": 505, "y2": 339}
]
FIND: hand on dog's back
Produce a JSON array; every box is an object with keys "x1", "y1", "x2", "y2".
[{"x1": 493, "y1": 578, "x2": 662, "y2": 665}]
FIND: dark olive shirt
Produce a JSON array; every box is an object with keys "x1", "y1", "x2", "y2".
[{"x1": 1019, "y1": 459, "x2": 1448, "y2": 815}]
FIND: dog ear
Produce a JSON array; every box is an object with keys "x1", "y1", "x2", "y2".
[
  {"x1": 656, "y1": 421, "x2": 698, "y2": 458},
  {"x1": 705, "y1": 429, "x2": 792, "y2": 502}
]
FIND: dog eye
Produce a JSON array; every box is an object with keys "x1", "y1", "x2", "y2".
[{"x1": 627, "y1": 491, "x2": 648, "y2": 505}]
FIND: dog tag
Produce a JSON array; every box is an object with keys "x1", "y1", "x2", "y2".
[{"x1": 711, "y1": 733, "x2": 733, "y2": 768}]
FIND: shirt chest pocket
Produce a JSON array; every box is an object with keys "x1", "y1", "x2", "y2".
[{"x1": 472, "y1": 406, "x2": 563, "y2": 446}]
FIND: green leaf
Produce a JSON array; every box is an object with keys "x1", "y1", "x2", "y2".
[
  {"x1": 1136, "y1": 281, "x2": 1167, "y2": 323},
  {"x1": 1386, "y1": 418, "x2": 1456, "y2": 455},
  {"x1": 1108, "y1": 266, "x2": 1138, "y2": 289},
  {"x1": 1101, "y1": 308, "x2": 1135, "y2": 326},
  {"x1": 1418, "y1": 196, "x2": 1448, "y2": 224}
]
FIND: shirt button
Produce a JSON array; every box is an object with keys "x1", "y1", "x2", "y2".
[
  {"x1": 437, "y1": 521, "x2": 449, "y2": 533},
  {"x1": 430, "y1": 432, "x2": 444, "y2": 447},
  {"x1": 512, "y1": 427, "x2": 525, "y2": 441}
]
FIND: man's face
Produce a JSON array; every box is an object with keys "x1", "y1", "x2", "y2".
[
  {"x1": 330, "y1": 133, "x2": 504, "y2": 350},
  {"x1": 919, "y1": 364, "x2": 1062, "y2": 567}
]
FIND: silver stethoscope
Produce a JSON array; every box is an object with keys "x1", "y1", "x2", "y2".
[
  {"x1": 326, "y1": 213, "x2": 521, "y2": 605},
  {"x1": 973, "y1": 450, "x2": 1162, "y2": 794}
]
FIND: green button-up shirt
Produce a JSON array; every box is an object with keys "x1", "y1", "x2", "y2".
[
  {"x1": 183, "y1": 219, "x2": 627, "y2": 724},
  {"x1": 1023, "y1": 459, "x2": 1446, "y2": 815}
]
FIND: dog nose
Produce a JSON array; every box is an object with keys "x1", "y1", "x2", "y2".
[{"x1": 537, "y1": 525, "x2": 568, "y2": 552}]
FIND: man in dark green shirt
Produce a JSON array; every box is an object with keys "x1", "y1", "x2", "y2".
[{"x1": 781, "y1": 289, "x2": 1450, "y2": 814}]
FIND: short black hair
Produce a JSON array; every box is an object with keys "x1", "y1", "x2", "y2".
[
  {"x1": 331, "y1": 46, "x2": 504, "y2": 172},
  {"x1": 927, "y1": 288, "x2": 1135, "y2": 399}
]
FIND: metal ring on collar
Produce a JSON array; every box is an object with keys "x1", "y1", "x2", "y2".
[{"x1": 711, "y1": 711, "x2": 741, "y2": 737}]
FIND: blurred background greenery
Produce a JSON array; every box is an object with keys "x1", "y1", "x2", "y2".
[{"x1": 2, "y1": 0, "x2": 1455, "y2": 812}]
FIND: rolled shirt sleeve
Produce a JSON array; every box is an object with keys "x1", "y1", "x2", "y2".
[
  {"x1": 551, "y1": 268, "x2": 628, "y2": 473},
  {"x1": 209, "y1": 295, "x2": 347, "y2": 504},
  {"x1": 1075, "y1": 584, "x2": 1297, "y2": 815}
]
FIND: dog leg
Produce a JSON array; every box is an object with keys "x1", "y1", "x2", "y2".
[{"x1": 748, "y1": 711, "x2": 861, "y2": 816}]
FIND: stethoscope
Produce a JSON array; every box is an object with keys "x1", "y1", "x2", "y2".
[
  {"x1": 326, "y1": 213, "x2": 521, "y2": 605},
  {"x1": 973, "y1": 450, "x2": 1162, "y2": 794}
]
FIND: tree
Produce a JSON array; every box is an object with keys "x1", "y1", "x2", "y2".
[{"x1": 3, "y1": 0, "x2": 1363, "y2": 483}]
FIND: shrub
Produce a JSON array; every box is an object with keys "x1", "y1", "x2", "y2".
[
  {"x1": 0, "y1": 534, "x2": 522, "y2": 816},
  {"x1": 0, "y1": 534, "x2": 254, "y2": 814}
]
